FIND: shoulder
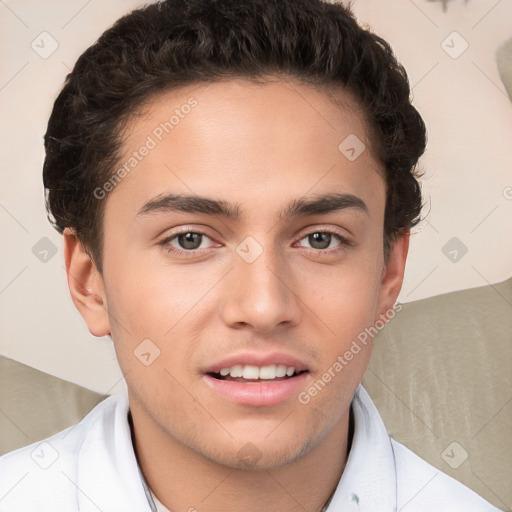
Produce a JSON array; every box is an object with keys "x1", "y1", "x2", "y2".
[
  {"x1": 342, "y1": 386, "x2": 502, "y2": 512},
  {"x1": 0, "y1": 395, "x2": 127, "y2": 511},
  {"x1": 391, "y1": 438, "x2": 501, "y2": 512}
]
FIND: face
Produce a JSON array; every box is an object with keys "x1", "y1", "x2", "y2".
[{"x1": 67, "y1": 78, "x2": 407, "y2": 470}]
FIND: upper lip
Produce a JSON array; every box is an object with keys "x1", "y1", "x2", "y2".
[{"x1": 203, "y1": 351, "x2": 310, "y2": 374}]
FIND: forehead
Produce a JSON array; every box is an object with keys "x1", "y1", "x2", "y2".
[{"x1": 105, "y1": 78, "x2": 385, "y2": 222}]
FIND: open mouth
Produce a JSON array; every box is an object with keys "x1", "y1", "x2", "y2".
[
  {"x1": 203, "y1": 363, "x2": 309, "y2": 406},
  {"x1": 208, "y1": 364, "x2": 308, "y2": 383}
]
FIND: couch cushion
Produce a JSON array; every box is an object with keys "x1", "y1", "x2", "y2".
[
  {"x1": 0, "y1": 356, "x2": 105, "y2": 455},
  {"x1": 363, "y1": 276, "x2": 512, "y2": 510}
]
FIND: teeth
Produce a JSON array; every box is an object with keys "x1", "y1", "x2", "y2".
[
  {"x1": 217, "y1": 364, "x2": 298, "y2": 380},
  {"x1": 259, "y1": 365, "x2": 277, "y2": 379},
  {"x1": 242, "y1": 365, "x2": 260, "y2": 379},
  {"x1": 229, "y1": 364, "x2": 243, "y2": 378},
  {"x1": 276, "y1": 365, "x2": 287, "y2": 377}
]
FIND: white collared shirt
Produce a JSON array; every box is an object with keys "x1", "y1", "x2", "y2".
[{"x1": 0, "y1": 385, "x2": 500, "y2": 511}]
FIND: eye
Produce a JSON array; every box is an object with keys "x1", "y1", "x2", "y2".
[
  {"x1": 160, "y1": 230, "x2": 217, "y2": 255},
  {"x1": 174, "y1": 232, "x2": 207, "y2": 250},
  {"x1": 296, "y1": 230, "x2": 352, "y2": 253}
]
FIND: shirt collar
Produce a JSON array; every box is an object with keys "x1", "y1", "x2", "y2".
[
  {"x1": 326, "y1": 384, "x2": 398, "y2": 511},
  {"x1": 75, "y1": 394, "x2": 152, "y2": 512}
]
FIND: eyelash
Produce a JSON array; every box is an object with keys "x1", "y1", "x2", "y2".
[{"x1": 158, "y1": 227, "x2": 353, "y2": 258}]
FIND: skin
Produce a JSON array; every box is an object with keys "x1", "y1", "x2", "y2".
[{"x1": 64, "y1": 78, "x2": 409, "y2": 512}]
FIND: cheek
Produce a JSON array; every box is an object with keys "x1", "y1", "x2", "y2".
[
  {"x1": 102, "y1": 256, "x2": 220, "y2": 376},
  {"x1": 294, "y1": 257, "x2": 382, "y2": 398},
  {"x1": 296, "y1": 269, "x2": 378, "y2": 418},
  {"x1": 299, "y1": 254, "x2": 382, "y2": 332},
  {"x1": 104, "y1": 253, "x2": 211, "y2": 333}
]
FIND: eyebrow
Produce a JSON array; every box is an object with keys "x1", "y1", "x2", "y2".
[{"x1": 136, "y1": 192, "x2": 369, "y2": 220}]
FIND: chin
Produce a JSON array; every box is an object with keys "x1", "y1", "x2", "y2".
[{"x1": 198, "y1": 431, "x2": 320, "y2": 472}]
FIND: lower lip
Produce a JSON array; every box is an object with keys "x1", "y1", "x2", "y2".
[{"x1": 202, "y1": 372, "x2": 309, "y2": 407}]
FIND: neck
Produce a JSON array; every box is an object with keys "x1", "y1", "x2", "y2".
[{"x1": 130, "y1": 404, "x2": 352, "y2": 512}]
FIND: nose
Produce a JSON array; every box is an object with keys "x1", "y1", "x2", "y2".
[{"x1": 219, "y1": 243, "x2": 301, "y2": 333}]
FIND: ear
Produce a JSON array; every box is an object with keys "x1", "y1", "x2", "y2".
[
  {"x1": 375, "y1": 230, "x2": 410, "y2": 319},
  {"x1": 63, "y1": 228, "x2": 111, "y2": 337}
]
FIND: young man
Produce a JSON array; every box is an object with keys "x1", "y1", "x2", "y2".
[{"x1": 0, "y1": 0, "x2": 501, "y2": 511}]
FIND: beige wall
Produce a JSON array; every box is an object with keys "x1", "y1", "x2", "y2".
[{"x1": 1, "y1": 0, "x2": 511, "y2": 393}]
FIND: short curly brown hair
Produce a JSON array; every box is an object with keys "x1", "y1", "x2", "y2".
[{"x1": 43, "y1": 0, "x2": 426, "y2": 273}]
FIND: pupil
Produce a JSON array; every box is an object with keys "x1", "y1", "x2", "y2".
[
  {"x1": 179, "y1": 232, "x2": 202, "y2": 250},
  {"x1": 309, "y1": 232, "x2": 331, "y2": 250}
]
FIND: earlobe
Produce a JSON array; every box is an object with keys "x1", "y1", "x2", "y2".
[
  {"x1": 63, "y1": 228, "x2": 111, "y2": 337},
  {"x1": 376, "y1": 230, "x2": 410, "y2": 319}
]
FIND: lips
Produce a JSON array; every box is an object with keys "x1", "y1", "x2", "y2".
[{"x1": 202, "y1": 351, "x2": 310, "y2": 406}]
